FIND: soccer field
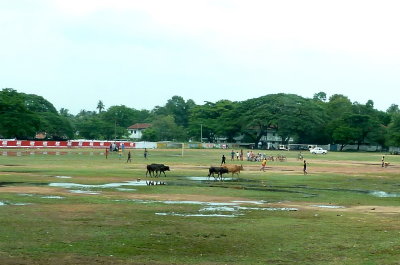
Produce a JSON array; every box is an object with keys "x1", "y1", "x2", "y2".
[{"x1": 0, "y1": 148, "x2": 399, "y2": 265}]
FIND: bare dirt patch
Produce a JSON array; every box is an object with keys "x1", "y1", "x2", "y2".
[{"x1": 0, "y1": 186, "x2": 67, "y2": 195}]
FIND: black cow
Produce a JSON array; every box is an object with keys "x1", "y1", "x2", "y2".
[
  {"x1": 146, "y1": 163, "x2": 162, "y2": 177},
  {"x1": 208, "y1": 166, "x2": 229, "y2": 181},
  {"x1": 146, "y1": 164, "x2": 170, "y2": 177},
  {"x1": 156, "y1": 165, "x2": 170, "y2": 177}
]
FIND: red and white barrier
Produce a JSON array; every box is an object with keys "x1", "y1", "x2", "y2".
[{"x1": 0, "y1": 140, "x2": 136, "y2": 149}]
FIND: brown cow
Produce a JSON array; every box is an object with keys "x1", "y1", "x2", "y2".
[{"x1": 222, "y1": 164, "x2": 244, "y2": 177}]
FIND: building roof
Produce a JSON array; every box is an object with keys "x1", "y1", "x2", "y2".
[{"x1": 127, "y1": 123, "x2": 151, "y2": 130}]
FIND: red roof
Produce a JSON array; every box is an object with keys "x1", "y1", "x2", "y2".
[{"x1": 127, "y1": 123, "x2": 151, "y2": 129}]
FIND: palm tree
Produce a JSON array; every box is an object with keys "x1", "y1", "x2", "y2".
[{"x1": 97, "y1": 100, "x2": 105, "y2": 113}]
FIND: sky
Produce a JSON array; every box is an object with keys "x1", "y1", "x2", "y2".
[{"x1": 1, "y1": 0, "x2": 399, "y2": 114}]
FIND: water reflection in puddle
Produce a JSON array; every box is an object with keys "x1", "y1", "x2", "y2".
[
  {"x1": 199, "y1": 206, "x2": 237, "y2": 212},
  {"x1": 41, "y1": 195, "x2": 65, "y2": 199},
  {"x1": 186, "y1": 177, "x2": 233, "y2": 181},
  {"x1": 116, "y1": 199, "x2": 298, "y2": 218},
  {"x1": 310, "y1": 205, "x2": 346, "y2": 209},
  {"x1": 0, "y1": 201, "x2": 32, "y2": 206},
  {"x1": 68, "y1": 190, "x2": 100, "y2": 195},
  {"x1": 49, "y1": 180, "x2": 147, "y2": 189},
  {"x1": 369, "y1": 191, "x2": 400, "y2": 198},
  {"x1": 156, "y1": 212, "x2": 237, "y2": 218},
  {"x1": 163, "y1": 200, "x2": 238, "y2": 206}
]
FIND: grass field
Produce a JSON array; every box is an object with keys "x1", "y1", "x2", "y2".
[{"x1": 0, "y1": 148, "x2": 399, "y2": 265}]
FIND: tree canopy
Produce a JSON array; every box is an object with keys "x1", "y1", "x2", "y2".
[{"x1": 1, "y1": 88, "x2": 397, "y2": 149}]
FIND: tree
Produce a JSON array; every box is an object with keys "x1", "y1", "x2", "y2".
[
  {"x1": 387, "y1": 104, "x2": 400, "y2": 115},
  {"x1": 97, "y1": 100, "x2": 105, "y2": 113},
  {"x1": 187, "y1": 100, "x2": 237, "y2": 142},
  {"x1": 152, "y1": 96, "x2": 195, "y2": 128},
  {"x1": 386, "y1": 113, "x2": 400, "y2": 147},
  {"x1": 0, "y1": 89, "x2": 74, "y2": 140},
  {"x1": 21, "y1": 93, "x2": 73, "y2": 140},
  {"x1": 142, "y1": 115, "x2": 186, "y2": 141},
  {"x1": 0, "y1": 88, "x2": 40, "y2": 139},
  {"x1": 313, "y1": 91, "x2": 327, "y2": 102},
  {"x1": 238, "y1": 94, "x2": 326, "y2": 147}
]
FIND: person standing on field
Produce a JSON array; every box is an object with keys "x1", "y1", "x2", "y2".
[
  {"x1": 303, "y1": 160, "x2": 308, "y2": 175},
  {"x1": 231, "y1": 150, "x2": 235, "y2": 161},
  {"x1": 260, "y1": 158, "x2": 267, "y2": 172},
  {"x1": 118, "y1": 148, "x2": 122, "y2": 160},
  {"x1": 127, "y1": 151, "x2": 132, "y2": 163},
  {"x1": 221, "y1": 154, "x2": 226, "y2": 165}
]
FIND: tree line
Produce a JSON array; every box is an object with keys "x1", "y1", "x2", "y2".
[{"x1": 1, "y1": 88, "x2": 400, "y2": 149}]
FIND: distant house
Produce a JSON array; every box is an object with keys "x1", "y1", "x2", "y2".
[
  {"x1": 35, "y1": 132, "x2": 47, "y2": 140},
  {"x1": 234, "y1": 127, "x2": 293, "y2": 149},
  {"x1": 127, "y1": 123, "x2": 151, "y2": 139}
]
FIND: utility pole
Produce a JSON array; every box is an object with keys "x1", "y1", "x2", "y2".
[
  {"x1": 200, "y1": 124, "x2": 203, "y2": 143},
  {"x1": 114, "y1": 117, "x2": 117, "y2": 140}
]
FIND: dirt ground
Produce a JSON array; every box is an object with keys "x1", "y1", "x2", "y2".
[{"x1": 1, "y1": 185, "x2": 399, "y2": 215}]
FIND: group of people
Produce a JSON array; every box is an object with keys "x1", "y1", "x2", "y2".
[
  {"x1": 222, "y1": 151, "x2": 309, "y2": 174},
  {"x1": 105, "y1": 147, "x2": 149, "y2": 162},
  {"x1": 230, "y1": 150, "x2": 244, "y2": 161},
  {"x1": 247, "y1": 151, "x2": 270, "y2": 162}
]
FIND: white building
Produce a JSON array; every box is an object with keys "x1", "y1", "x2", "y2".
[{"x1": 127, "y1": 123, "x2": 151, "y2": 139}]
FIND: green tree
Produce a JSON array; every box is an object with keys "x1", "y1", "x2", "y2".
[
  {"x1": 238, "y1": 94, "x2": 326, "y2": 147},
  {"x1": 97, "y1": 100, "x2": 105, "y2": 113},
  {"x1": 21, "y1": 93, "x2": 73, "y2": 140},
  {"x1": 313, "y1": 91, "x2": 327, "y2": 102},
  {"x1": 142, "y1": 115, "x2": 186, "y2": 141},
  {"x1": 386, "y1": 113, "x2": 400, "y2": 147},
  {"x1": 153, "y1": 96, "x2": 195, "y2": 128},
  {"x1": 187, "y1": 100, "x2": 237, "y2": 142},
  {"x1": 0, "y1": 88, "x2": 40, "y2": 139}
]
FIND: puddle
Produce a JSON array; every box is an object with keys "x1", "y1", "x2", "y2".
[
  {"x1": 162, "y1": 200, "x2": 238, "y2": 206},
  {"x1": 68, "y1": 190, "x2": 100, "y2": 195},
  {"x1": 49, "y1": 180, "x2": 148, "y2": 189},
  {"x1": 200, "y1": 206, "x2": 236, "y2": 212},
  {"x1": 267, "y1": 185, "x2": 400, "y2": 198},
  {"x1": 369, "y1": 191, "x2": 400, "y2": 198},
  {"x1": 186, "y1": 177, "x2": 234, "y2": 181},
  {"x1": 236, "y1": 206, "x2": 298, "y2": 211},
  {"x1": 155, "y1": 212, "x2": 238, "y2": 218},
  {"x1": 115, "y1": 199, "x2": 298, "y2": 218},
  {"x1": 41, "y1": 195, "x2": 65, "y2": 199},
  {"x1": 0, "y1": 201, "x2": 32, "y2": 206},
  {"x1": 310, "y1": 205, "x2": 346, "y2": 209},
  {"x1": 54, "y1": 176, "x2": 72, "y2": 179}
]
